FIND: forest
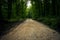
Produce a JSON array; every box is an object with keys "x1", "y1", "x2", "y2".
[{"x1": 0, "y1": 0, "x2": 60, "y2": 36}]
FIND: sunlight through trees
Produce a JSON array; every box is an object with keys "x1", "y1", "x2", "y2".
[
  {"x1": 27, "y1": 0, "x2": 31, "y2": 8},
  {"x1": 0, "y1": 0, "x2": 60, "y2": 32}
]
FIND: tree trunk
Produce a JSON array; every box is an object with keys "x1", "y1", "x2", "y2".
[
  {"x1": 8, "y1": 0, "x2": 12, "y2": 19},
  {"x1": 0, "y1": 0, "x2": 3, "y2": 20},
  {"x1": 52, "y1": 0, "x2": 57, "y2": 16},
  {"x1": 44, "y1": 0, "x2": 50, "y2": 16}
]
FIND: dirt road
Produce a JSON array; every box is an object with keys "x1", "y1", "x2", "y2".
[{"x1": 0, "y1": 19, "x2": 60, "y2": 40}]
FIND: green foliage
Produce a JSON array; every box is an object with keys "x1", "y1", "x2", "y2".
[
  {"x1": 28, "y1": 0, "x2": 60, "y2": 30},
  {"x1": 0, "y1": 0, "x2": 60, "y2": 31},
  {"x1": 35, "y1": 17, "x2": 57, "y2": 29}
]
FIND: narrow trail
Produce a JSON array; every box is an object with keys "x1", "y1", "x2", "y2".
[{"x1": 0, "y1": 19, "x2": 60, "y2": 40}]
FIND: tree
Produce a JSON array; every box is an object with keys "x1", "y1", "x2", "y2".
[
  {"x1": 0, "y1": 0, "x2": 3, "y2": 20},
  {"x1": 8, "y1": 0, "x2": 12, "y2": 19},
  {"x1": 43, "y1": 0, "x2": 50, "y2": 16}
]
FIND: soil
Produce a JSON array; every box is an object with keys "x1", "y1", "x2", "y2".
[{"x1": 0, "y1": 19, "x2": 60, "y2": 40}]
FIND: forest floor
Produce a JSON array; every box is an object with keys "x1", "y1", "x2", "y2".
[{"x1": 0, "y1": 19, "x2": 60, "y2": 40}]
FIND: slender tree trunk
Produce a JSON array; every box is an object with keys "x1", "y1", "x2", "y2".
[
  {"x1": 16, "y1": 0, "x2": 21, "y2": 16},
  {"x1": 0, "y1": 0, "x2": 3, "y2": 20},
  {"x1": 56, "y1": 0, "x2": 60, "y2": 17},
  {"x1": 52, "y1": 0, "x2": 57, "y2": 16},
  {"x1": 44, "y1": 0, "x2": 50, "y2": 16},
  {"x1": 8, "y1": 0, "x2": 12, "y2": 19}
]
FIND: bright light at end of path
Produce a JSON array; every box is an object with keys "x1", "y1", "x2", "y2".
[{"x1": 27, "y1": 1, "x2": 31, "y2": 8}]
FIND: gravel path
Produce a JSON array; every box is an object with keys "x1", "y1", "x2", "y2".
[{"x1": 0, "y1": 19, "x2": 60, "y2": 40}]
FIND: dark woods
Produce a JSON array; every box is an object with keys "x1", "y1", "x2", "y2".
[{"x1": 0, "y1": 0, "x2": 60, "y2": 36}]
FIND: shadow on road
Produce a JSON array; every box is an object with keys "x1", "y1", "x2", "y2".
[{"x1": 0, "y1": 20, "x2": 25, "y2": 37}]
